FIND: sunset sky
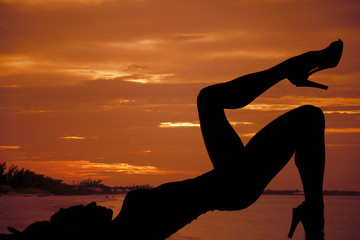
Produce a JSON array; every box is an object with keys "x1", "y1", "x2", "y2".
[{"x1": 0, "y1": 0, "x2": 359, "y2": 191}]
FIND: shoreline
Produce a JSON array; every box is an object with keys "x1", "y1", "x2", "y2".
[{"x1": 2, "y1": 189, "x2": 360, "y2": 197}]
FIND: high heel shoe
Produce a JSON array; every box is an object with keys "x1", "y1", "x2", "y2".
[
  {"x1": 288, "y1": 206, "x2": 301, "y2": 238},
  {"x1": 286, "y1": 39, "x2": 343, "y2": 90},
  {"x1": 288, "y1": 202, "x2": 325, "y2": 240}
]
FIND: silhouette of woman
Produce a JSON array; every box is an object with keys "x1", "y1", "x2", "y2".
[{"x1": 113, "y1": 40, "x2": 343, "y2": 240}]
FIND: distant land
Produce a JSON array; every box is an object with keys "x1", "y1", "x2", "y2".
[
  {"x1": 1, "y1": 162, "x2": 359, "y2": 196},
  {"x1": 0, "y1": 161, "x2": 151, "y2": 195},
  {"x1": 262, "y1": 189, "x2": 360, "y2": 196}
]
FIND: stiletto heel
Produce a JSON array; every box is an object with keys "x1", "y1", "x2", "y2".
[
  {"x1": 287, "y1": 202, "x2": 325, "y2": 239},
  {"x1": 286, "y1": 39, "x2": 343, "y2": 90},
  {"x1": 295, "y1": 80, "x2": 328, "y2": 90},
  {"x1": 288, "y1": 208, "x2": 301, "y2": 238}
]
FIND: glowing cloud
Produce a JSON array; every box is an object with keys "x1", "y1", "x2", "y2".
[
  {"x1": 230, "y1": 121, "x2": 254, "y2": 125},
  {"x1": 326, "y1": 143, "x2": 360, "y2": 147},
  {"x1": 275, "y1": 96, "x2": 360, "y2": 108},
  {"x1": 324, "y1": 110, "x2": 360, "y2": 114},
  {"x1": 241, "y1": 133, "x2": 256, "y2": 138},
  {"x1": 243, "y1": 97, "x2": 360, "y2": 112},
  {"x1": 6, "y1": 160, "x2": 201, "y2": 182},
  {"x1": 0, "y1": 146, "x2": 22, "y2": 150},
  {"x1": 102, "y1": 98, "x2": 136, "y2": 110},
  {"x1": 0, "y1": 55, "x2": 39, "y2": 76},
  {"x1": 244, "y1": 104, "x2": 298, "y2": 111},
  {"x1": 28, "y1": 110, "x2": 53, "y2": 113},
  {"x1": 72, "y1": 161, "x2": 173, "y2": 175},
  {"x1": 159, "y1": 121, "x2": 254, "y2": 128},
  {"x1": 104, "y1": 39, "x2": 162, "y2": 50},
  {"x1": 326, "y1": 128, "x2": 360, "y2": 133},
  {"x1": 159, "y1": 122, "x2": 200, "y2": 128},
  {"x1": 0, "y1": 55, "x2": 36, "y2": 68},
  {"x1": 64, "y1": 68, "x2": 126, "y2": 80},
  {"x1": 124, "y1": 73, "x2": 174, "y2": 84},
  {"x1": 58, "y1": 136, "x2": 85, "y2": 140}
]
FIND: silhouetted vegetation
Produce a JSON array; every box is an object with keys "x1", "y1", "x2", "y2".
[
  {"x1": 0, "y1": 161, "x2": 74, "y2": 194},
  {"x1": 323, "y1": 190, "x2": 360, "y2": 196},
  {"x1": 263, "y1": 189, "x2": 303, "y2": 195},
  {"x1": 263, "y1": 189, "x2": 360, "y2": 196},
  {"x1": 1, "y1": 162, "x2": 358, "y2": 196},
  {"x1": 0, "y1": 161, "x2": 152, "y2": 195}
]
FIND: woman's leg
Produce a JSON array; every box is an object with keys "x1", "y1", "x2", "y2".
[
  {"x1": 197, "y1": 40, "x2": 341, "y2": 172},
  {"x1": 197, "y1": 66, "x2": 286, "y2": 171},
  {"x1": 243, "y1": 105, "x2": 325, "y2": 207},
  {"x1": 198, "y1": 85, "x2": 326, "y2": 209},
  {"x1": 197, "y1": 44, "x2": 331, "y2": 198},
  {"x1": 242, "y1": 105, "x2": 326, "y2": 239},
  {"x1": 197, "y1": 48, "x2": 328, "y2": 237}
]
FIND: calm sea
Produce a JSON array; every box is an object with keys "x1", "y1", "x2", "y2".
[{"x1": 0, "y1": 194, "x2": 359, "y2": 240}]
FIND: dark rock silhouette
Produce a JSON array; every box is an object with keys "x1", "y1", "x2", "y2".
[{"x1": 1, "y1": 40, "x2": 343, "y2": 240}]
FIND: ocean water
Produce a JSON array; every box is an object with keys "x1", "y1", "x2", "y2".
[{"x1": 0, "y1": 194, "x2": 359, "y2": 240}]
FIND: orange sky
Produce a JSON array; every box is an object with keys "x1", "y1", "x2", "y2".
[{"x1": 0, "y1": 0, "x2": 359, "y2": 190}]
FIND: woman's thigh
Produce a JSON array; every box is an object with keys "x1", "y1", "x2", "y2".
[{"x1": 239, "y1": 105, "x2": 323, "y2": 187}]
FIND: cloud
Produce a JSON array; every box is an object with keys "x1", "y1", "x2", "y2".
[
  {"x1": 58, "y1": 136, "x2": 85, "y2": 140},
  {"x1": 0, "y1": 55, "x2": 40, "y2": 76},
  {"x1": 324, "y1": 110, "x2": 360, "y2": 114},
  {"x1": 230, "y1": 121, "x2": 254, "y2": 125},
  {"x1": 244, "y1": 104, "x2": 298, "y2": 111},
  {"x1": 123, "y1": 73, "x2": 175, "y2": 84},
  {"x1": 208, "y1": 49, "x2": 287, "y2": 59},
  {"x1": 1, "y1": 0, "x2": 360, "y2": 190},
  {"x1": 326, "y1": 143, "x2": 360, "y2": 147},
  {"x1": 159, "y1": 122, "x2": 200, "y2": 128},
  {"x1": 0, "y1": 85, "x2": 19, "y2": 88},
  {"x1": 101, "y1": 98, "x2": 137, "y2": 110},
  {"x1": 296, "y1": 97, "x2": 360, "y2": 107},
  {"x1": 1, "y1": 0, "x2": 110, "y2": 6},
  {"x1": 2, "y1": 0, "x2": 359, "y2": 89},
  {"x1": 6, "y1": 160, "x2": 201, "y2": 181},
  {"x1": 63, "y1": 68, "x2": 126, "y2": 80},
  {"x1": 326, "y1": 128, "x2": 360, "y2": 133},
  {"x1": 72, "y1": 160, "x2": 180, "y2": 175},
  {"x1": 159, "y1": 121, "x2": 253, "y2": 128},
  {"x1": 102, "y1": 39, "x2": 162, "y2": 51},
  {"x1": 241, "y1": 133, "x2": 256, "y2": 138},
  {"x1": 0, "y1": 146, "x2": 21, "y2": 150},
  {"x1": 242, "y1": 96, "x2": 360, "y2": 112}
]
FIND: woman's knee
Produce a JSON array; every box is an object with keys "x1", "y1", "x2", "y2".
[
  {"x1": 296, "y1": 105, "x2": 325, "y2": 130},
  {"x1": 197, "y1": 85, "x2": 215, "y2": 108}
]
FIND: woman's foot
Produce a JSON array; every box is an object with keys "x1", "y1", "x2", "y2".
[
  {"x1": 284, "y1": 39, "x2": 343, "y2": 90},
  {"x1": 288, "y1": 202, "x2": 325, "y2": 240}
]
